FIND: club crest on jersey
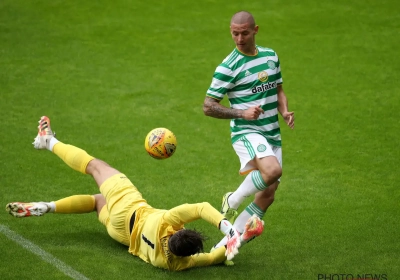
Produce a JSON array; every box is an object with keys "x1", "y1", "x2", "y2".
[
  {"x1": 257, "y1": 144, "x2": 267, "y2": 152},
  {"x1": 257, "y1": 71, "x2": 268, "y2": 82},
  {"x1": 267, "y1": 60, "x2": 276, "y2": 70}
]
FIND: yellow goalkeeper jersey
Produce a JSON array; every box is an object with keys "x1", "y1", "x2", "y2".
[{"x1": 128, "y1": 202, "x2": 227, "y2": 271}]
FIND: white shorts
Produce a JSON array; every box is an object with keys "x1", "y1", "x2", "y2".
[{"x1": 232, "y1": 133, "x2": 282, "y2": 175}]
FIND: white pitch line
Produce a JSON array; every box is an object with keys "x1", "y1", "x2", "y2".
[{"x1": 0, "y1": 224, "x2": 89, "y2": 280}]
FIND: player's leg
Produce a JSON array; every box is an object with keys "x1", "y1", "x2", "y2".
[
  {"x1": 231, "y1": 181, "x2": 278, "y2": 232},
  {"x1": 253, "y1": 181, "x2": 279, "y2": 211},
  {"x1": 93, "y1": 193, "x2": 106, "y2": 216},
  {"x1": 229, "y1": 145, "x2": 282, "y2": 232},
  {"x1": 94, "y1": 192, "x2": 132, "y2": 246},
  {"x1": 32, "y1": 116, "x2": 146, "y2": 246},
  {"x1": 33, "y1": 116, "x2": 121, "y2": 188},
  {"x1": 221, "y1": 134, "x2": 280, "y2": 222},
  {"x1": 98, "y1": 175, "x2": 150, "y2": 246},
  {"x1": 215, "y1": 144, "x2": 282, "y2": 251},
  {"x1": 251, "y1": 144, "x2": 282, "y2": 212},
  {"x1": 254, "y1": 155, "x2": 282, "y2": 191},
  {"x1": 229, "y1": 151, "x2": 281, "y2": 209},
  {"x1": 6, "y1": 195, "x2": 96, "y2": 218}
]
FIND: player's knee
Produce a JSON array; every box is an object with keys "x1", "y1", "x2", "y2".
[
  {"x1": 93, "y1": 194, "x2": 106, "y2": 216},
  {"x1": 260, "y1": 163, "x2": 282, "y2": 184},
  {"x1": 87, "y1": 159, "x2": 111, "y2": 174},
  {"x1": 272, "y1": 165, "x2": 282, "y2": 180}
]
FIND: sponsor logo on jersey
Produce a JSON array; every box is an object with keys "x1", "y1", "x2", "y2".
[
  {"x1": 251, "y1": 81, "x2": 277, "y2": 93},
  {"x1": 267, "y1": 60, "x2": 276, "y2": 70},
  {"x1": 245, "y1": 70, "x2": 252, "y2": 77},
  {"x1": 257, "y1": 71, "x2": 268, "y2": 82}
]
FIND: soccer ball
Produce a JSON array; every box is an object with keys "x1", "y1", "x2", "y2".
[{"x1": 144, "y1": 128, "x2": 177, "y2": 159}]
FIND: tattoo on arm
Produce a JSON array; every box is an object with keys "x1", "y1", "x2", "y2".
[{"x1": 203, "y1": 97, "x2": 243, "y2": 119}]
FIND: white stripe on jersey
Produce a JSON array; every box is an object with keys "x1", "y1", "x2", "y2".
[
  {"x1": 229, "y1": 121, "x2": 281, "y2": 139},
  {"x1": 215, "y1": 65, "x2": 235, "y2": 77}
]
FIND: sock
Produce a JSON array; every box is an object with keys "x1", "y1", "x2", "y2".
[
  {"x1": 48, "y1": 137, "x2": 59, "y2": 152},
  {"x1": 52, "y1": 142, "x2": 95, "y2": 174},
  {"x1": 45, "y1": 202, "x2": 56, "y2": 213},
  {"x1": 234, "y1": 202, "x2": 265, "y2": 232},
  {"x1": 53, "y1": 195, "x2": 95, "y2": 214},
  {"x1": 229, "y1": 170, "x2": 268, "y2": 209}
]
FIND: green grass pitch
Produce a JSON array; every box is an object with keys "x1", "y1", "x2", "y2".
[{"x1": 0, "y1": 1, "x2": 399, "y2": 279}]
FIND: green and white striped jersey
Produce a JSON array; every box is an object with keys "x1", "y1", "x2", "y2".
[{"x1": 206, "y1": 46, "x2": 283, "y2": 146}]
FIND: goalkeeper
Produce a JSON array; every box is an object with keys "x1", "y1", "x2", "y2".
[{"x1": 6, "y1": 116, "x2": 264, "y2": 271}]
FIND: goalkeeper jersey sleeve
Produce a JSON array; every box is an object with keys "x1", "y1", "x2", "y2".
[
  {"x1": 162, "y1": 202, "x2": 228, "y2": 270},
  {"x1": 128, "y1": 202, "x2": 227, "y2": 271},
  {"x1": 163, "y1": 202, "x2": 225, "y2": 229}
]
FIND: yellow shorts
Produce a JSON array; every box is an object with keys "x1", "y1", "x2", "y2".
[{"x1": 98, "y1": 173, "x2": 150, "y2": 246}]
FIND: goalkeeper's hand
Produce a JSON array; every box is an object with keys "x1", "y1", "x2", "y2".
[{"x1": 225, "y1": 228, "x2": 241, "y2": 261}]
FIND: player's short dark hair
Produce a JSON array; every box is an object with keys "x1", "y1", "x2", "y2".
[
  {"x1": 168, "y1": 229, "x2": 207, "y2": 257},
  {"x1": 231, "y1": 10, "x2": 255, "y2": 27}
]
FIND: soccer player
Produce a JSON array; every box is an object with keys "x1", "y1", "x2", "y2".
[
  {"x1": 203, "y1": 11, "x2": 294, "y2": 251},
  {"x1": 6, "y1": 116, "x2": 264, "y2": 271}
]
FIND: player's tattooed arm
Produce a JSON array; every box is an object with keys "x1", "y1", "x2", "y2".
[{"x1": 203, "y1": 96, "x2": 244, "y2": 119}]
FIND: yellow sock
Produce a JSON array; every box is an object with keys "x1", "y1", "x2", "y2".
[
  {"x1": 53, "y1": 142, "x2": 95, "y2": 174},
  {"x1": 54, "y1": 195, "x2": 95, "y2": 214}
]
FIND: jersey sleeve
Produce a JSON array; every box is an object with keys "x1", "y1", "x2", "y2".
[
  {"x1": 163, "y1": 202, "x2": 225, "y2": 230},
  {"x1": 190, "y1": 246, "x2": 227, "y2": 268},
  {"x1": 275, "y1": 53, "x2": 283, "y2": 85},
  {"x1": 169, "y1": 246, "x2": 227, "y2": 271},
  {"x1": 206, "y1": 64, "x2": 235, "y2": 100}
]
